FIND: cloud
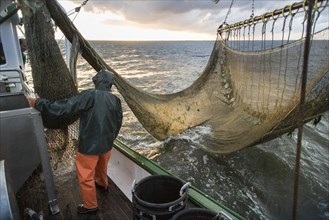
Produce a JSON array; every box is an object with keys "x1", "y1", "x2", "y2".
[
  {"x1": 60, "y1": 0, "x2": 328, "y2": 40},
  {"x1": 79, "y1": 1, "x2": 225, "y2": 35},
  {"x1": 70, "y1": 1, "x2": 236, "y2": 34},
  {"x1": 70, "y1": 1, "x2": 304, "y2": 35}
]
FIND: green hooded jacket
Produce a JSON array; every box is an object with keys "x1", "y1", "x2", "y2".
[{"x1": 35, "y1": 70, "x2": 123, "y2": 155}]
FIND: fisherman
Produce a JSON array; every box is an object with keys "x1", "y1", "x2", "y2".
[{"x1": 27, "y1": 70, "x2": 123, "y2": 214}]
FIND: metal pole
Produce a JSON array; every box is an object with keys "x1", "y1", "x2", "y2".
[
  {"x1": 32, "y1": 111, "x2": 60, "y2": 215},
  {"x1": 292, "y1": 0, "x2": 315, "y2": 219}
]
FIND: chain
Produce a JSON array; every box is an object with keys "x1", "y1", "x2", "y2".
[{"x1": 250, "y1": 0, "x2": 255, "y2": 18}]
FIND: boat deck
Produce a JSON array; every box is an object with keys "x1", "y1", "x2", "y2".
[
  {"x1": 16, "y1": 161, "x2": 196, "y2": 220},
  {"x1": 16, "y1": 162, "x2": 133, "y2": 220}
]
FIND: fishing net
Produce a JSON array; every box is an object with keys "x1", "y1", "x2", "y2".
[
  {"x1": 21, "y1": 0, "x2": 78, "y2": 129},
  {"x1": 112, "y1": 1, "x2": 329, "y2": 153},
  {"x1": 19, "y1": 0, "x2": 79, "y2": 168},
  {"x1": 115, "y1": 29, "x2": 329, "y2": 153},
  {"x1": 19, "y1": 0, "x2": 328, "y2": 154},
  {"x1": 201, "y1": 28, "x2": 328, "y2": 152}
]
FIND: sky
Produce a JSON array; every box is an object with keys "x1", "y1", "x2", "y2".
[{"x1": 55, "y1": 0, "x2": 328, "y2": 41}]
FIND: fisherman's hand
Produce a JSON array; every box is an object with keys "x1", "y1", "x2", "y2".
[
  {"x1": 26, "y1": 93, "x2": 39, "y2": 107},
  {"x1": 27, "y1": 97, "x2": 36, "y2": 107}
]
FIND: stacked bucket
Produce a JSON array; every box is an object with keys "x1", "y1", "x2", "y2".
[{"x1": 132, "y1": 175, "x2": 226, "y2": 220}]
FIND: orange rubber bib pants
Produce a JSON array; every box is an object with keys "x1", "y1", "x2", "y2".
[{"x1": 76, "y1": 150, "x2": 112, "y2": 208}]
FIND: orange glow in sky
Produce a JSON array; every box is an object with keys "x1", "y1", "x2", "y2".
[
  {"x1": 55, "y1": 1, "x2": 323, "y2": 41},
  {"x1": 56, "y1": 1, "x2": 216, "y2": 41}
]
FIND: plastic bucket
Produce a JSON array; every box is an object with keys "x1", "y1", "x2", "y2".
[
  {"x1": 170, "y1": 208, "x2": 231, "y2": 220},
  {"x1": 132, "y1": 175, "x2": 190, "y2": 220}
]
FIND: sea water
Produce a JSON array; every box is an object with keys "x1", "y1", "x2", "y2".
[{"x1": 35, "y1": 40, "x2": 329, "y2": 220}]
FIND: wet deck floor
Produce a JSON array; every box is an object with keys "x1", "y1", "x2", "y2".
[
  {"x1": 16, "y1": 154, "x2": 196, "y2": 220},
  {"x1": 16, "y1": 161, "x2": 133, "y2": 220}
]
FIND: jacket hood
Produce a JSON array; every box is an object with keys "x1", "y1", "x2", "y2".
[{"x1": 92, "y1": 70, "x2": 114, "y2": 90}]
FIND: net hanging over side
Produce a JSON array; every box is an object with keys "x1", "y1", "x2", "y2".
[
  {"x1": 114, "y1": 1, "x2": 329, "y2": 153},
  {"x1": 21, "y1": 0, "x2": 329, "y2": 154}
]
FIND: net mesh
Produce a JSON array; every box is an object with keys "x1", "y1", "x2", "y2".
[
  {"x1": 202, "y1": 29, "x2": 329, "y2": 152},
  {"x1": 21, "y1": 0, "x2": 78, "y2": 129},
  {"x1": 19, "y1": 0, "x2": 79, "y2": 167},
  {"x1": 19, "y1": 0, "x2": 329, "y2": 155}
]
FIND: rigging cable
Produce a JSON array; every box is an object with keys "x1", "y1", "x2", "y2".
[
  {"x1": 66, "y1": 0, "x2": 89, "y2": 22},
  {"x1": 58, "y1": 0, "x2": 89, "y2": 43},
  {"x1": 223, "y1": 0, "x2": 235, "y2": 25}
]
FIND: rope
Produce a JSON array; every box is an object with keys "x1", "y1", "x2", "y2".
[
  {"x1": 312, "y1": 0, "x2": 328, "y2": 36},
  {"x1": 279, "y1": 11, "x2": 292, "y2": 109},
  {"x1": 260, "y1": 17, "x2": 269, "y2": 113}
]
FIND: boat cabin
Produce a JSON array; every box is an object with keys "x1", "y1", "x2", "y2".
[{"x1": 0, "y1": 0, "x2": 30, "y2": 111}]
